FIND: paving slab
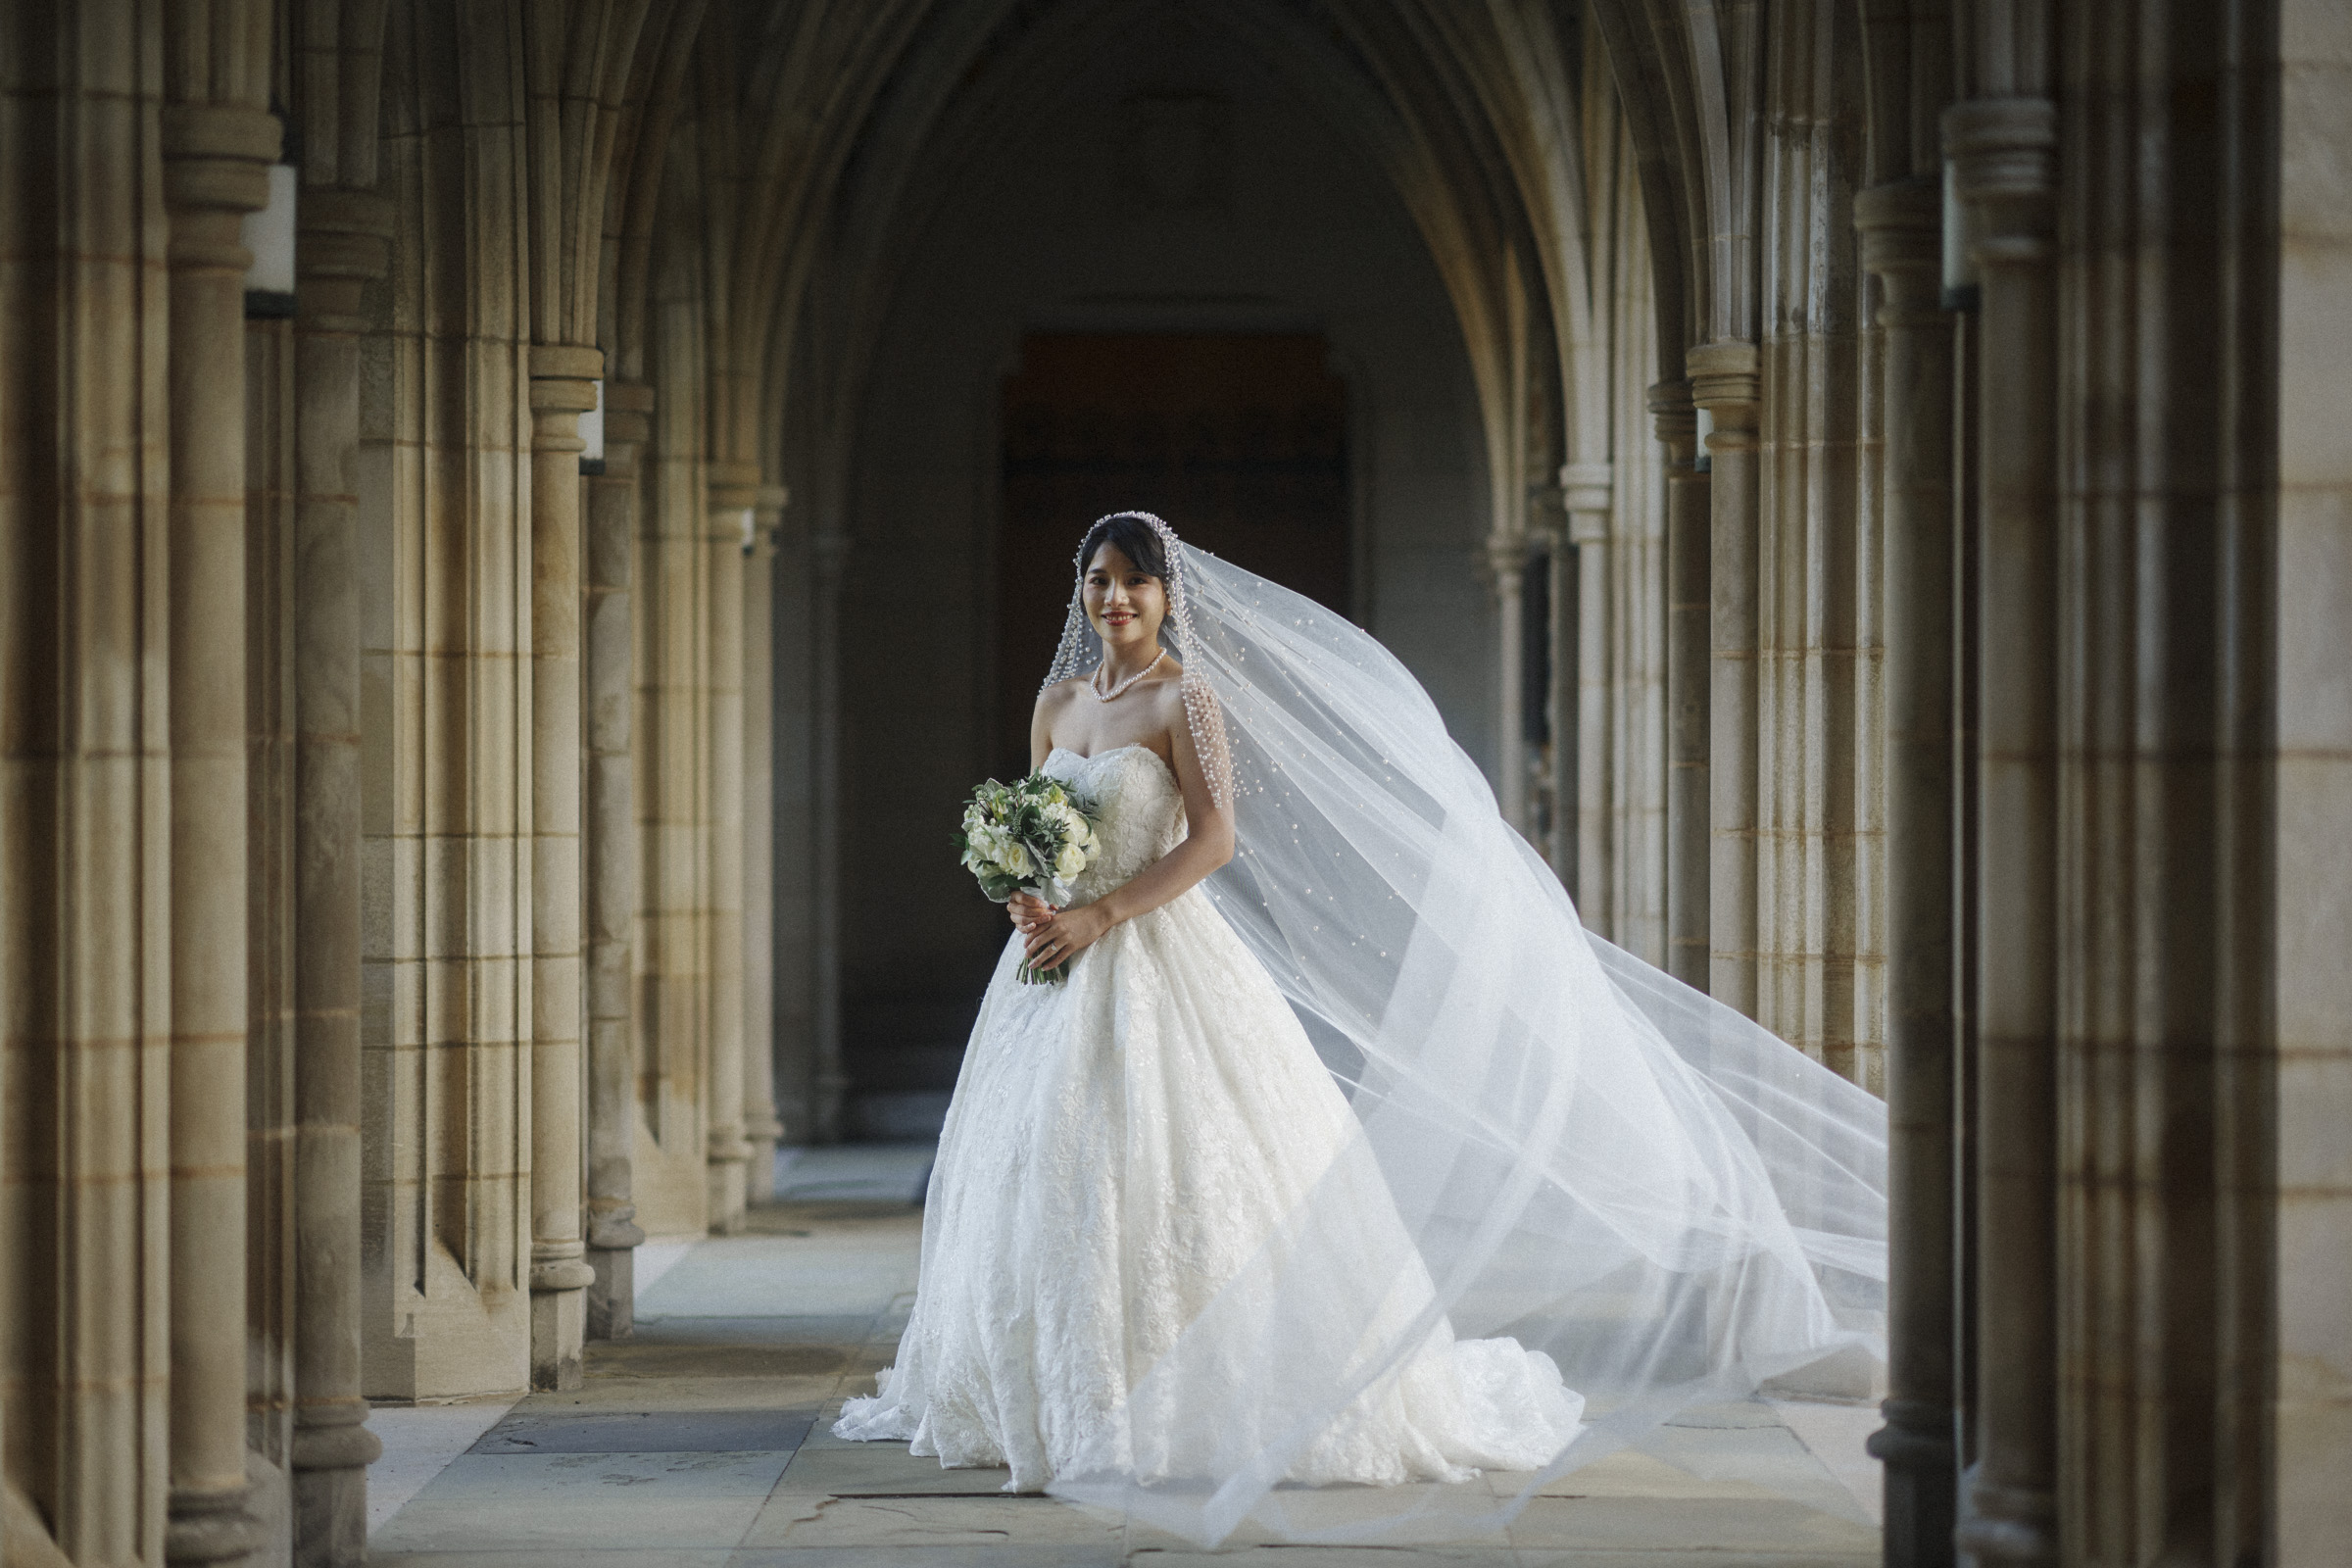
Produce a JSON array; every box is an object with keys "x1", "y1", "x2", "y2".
[
  {"x1": 520, "y1": 1374, "x2": 843, "y2": 1412},
  {"x1": 368, "y1": 1398, "x2": 525, "y2": 1531},
  {"x1": 1633, "y1": 1419, "x2": 1868, "y2": 1522},
  {"x1": 1504, "y1": 1494, "x2": 1880, "y2": 1553},
  {"x1": 371, "y1": 1450, "x2": 792, "y2": 1553},
  {"x1": 1514, "y1": 1554, "x2": 1875, "y2": 1568},
  {"x1": 635, "y1": 1313, "x2": 881, "y2": 1346},
  {"x1": 472, "y1": 1407, "x2": 817, "y2": 1454},
  {"x1": 743, "y1": 1493, "x2": 1122, "y2": 1550},
  {"x1": 1498, "y1": 1448, "x2": 1787, "y2": 1502},
  {"x1": 586, "y1": 1337, "x2": 850, "y2": 1381},
  {"x1": 774, "y1": 1442, "x2": 1015, "y2": 1495},
  {"x1": 639, "y1": 1233, "x2": 921, "y2": 1319},
  {"x1": 372, "y1": 1552, "x2": 733, "y2": 1568},
  {"x1": 1123, "y1": 1552, "x2": 1497, "y2": 1567},
  {"x1": 774, "y1": 1143, "x2": 937, "y2": 1204},
  {"x1": 729, "y1": 1549, "x2": 1117, "y2": 1567}
]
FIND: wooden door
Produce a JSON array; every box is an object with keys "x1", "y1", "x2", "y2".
[{"x1": 997, "y1": 331, "x2": 1348, "y2": 775}]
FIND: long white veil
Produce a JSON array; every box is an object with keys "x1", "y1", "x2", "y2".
[{"x1": 1041, "y1": 518, "x2": 1886, "y2": 1544}]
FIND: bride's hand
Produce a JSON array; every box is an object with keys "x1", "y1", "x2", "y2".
[
  {"x1": 1024, "y1": 902, "x2": 1111, "y2": 973},
  {"x1": 1008, "y1": 891, "x2": 1055, "y2": 934}
]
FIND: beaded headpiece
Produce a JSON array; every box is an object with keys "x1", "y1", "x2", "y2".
[{"x1": 1042, "y1": 511, "x2": 1232, "y2": 807}]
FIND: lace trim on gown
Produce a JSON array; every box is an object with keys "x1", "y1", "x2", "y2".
[{"x1": 832, "y1": 744, "x2": 1585, "y2": 1492}]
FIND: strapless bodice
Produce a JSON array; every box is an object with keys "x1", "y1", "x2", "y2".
[{"x1": 1042, "y1": 745, "x2": 1184, "y2": 902}]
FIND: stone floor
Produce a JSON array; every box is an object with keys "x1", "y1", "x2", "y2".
[{"x1": 368, "y1": 1146, "x2": 1884, "y2": 1567}]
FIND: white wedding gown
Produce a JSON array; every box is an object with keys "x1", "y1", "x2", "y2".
[{"x1": 833, "y1": 743, "x2": 1587, "y2": 1492}]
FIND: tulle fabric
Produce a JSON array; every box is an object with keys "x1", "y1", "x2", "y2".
[
  {"x1": 1020, "y1": 537, "x2": 1886, "y2": 1545},
  {"x1": 834, "y1": 745, "x2": 1587, "y2": 1496}
]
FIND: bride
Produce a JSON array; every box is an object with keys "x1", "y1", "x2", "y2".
[{"x1": 835, "y1": 512, "x2": 1886, "y2": 1546}]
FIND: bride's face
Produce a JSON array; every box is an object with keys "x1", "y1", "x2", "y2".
[{"x1": 1083, "y1": 544, "x2": 1168, "y2": 656}]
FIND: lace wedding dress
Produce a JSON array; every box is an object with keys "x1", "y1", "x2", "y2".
[{"x1": 832, "y1": 742, "x2": 1587, "y2": 1492}]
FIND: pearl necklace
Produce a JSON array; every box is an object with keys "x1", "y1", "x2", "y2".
[{"x1": 1089, "y1": 648, "x2": 1165, "y2": 702}]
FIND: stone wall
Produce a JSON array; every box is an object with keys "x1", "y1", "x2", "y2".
[{"x1": 0, "y1": 3, "x2": 2342, "y2": 1566}]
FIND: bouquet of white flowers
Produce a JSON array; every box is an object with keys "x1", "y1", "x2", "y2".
[{"x1": 955, "y1": 773, "x2": 1103, "y2": 984}]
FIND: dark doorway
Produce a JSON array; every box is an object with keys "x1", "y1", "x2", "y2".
[{"x1": 997, "y1": 331, "x2": 1349, "y2": 775}]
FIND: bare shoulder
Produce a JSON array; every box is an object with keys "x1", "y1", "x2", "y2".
[
  {"x1": 1036, "y1": 676, "x2": 1088, "y2": 714},
  {"x1": 1143, "y1": 662, "x2": 1195, "y2": 736}
]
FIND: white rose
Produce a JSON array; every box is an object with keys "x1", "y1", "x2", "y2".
[
  {"x1": 999, "y1": 843, "x2": 1035, "y2": 877},
  {"x1": 1055, "y1": 842, "x2": 1088, "y2": 878}
]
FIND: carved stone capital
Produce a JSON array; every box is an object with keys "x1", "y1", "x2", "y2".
[
  {"x1": 160, "y1": 103, "x2": 278, "y2": 219},
  {"x1": 529, "y1": 343, "x2": 605, "y2": 383},
  {"x1": 1479, "y1": 532, "x2": 1534, "y2": 597},
  {"x1": 296, "y1": 188, "x2": 395, "y2": 326},
  {"x1": 1944, "y1": 98, "x2": 2057, "y2": 263},
  {"x1": 1647, "y1": 379, "x2": 1698, "y2": 462},
  {"x1": 1687, "y1": 341, "x2": 1760, "y2": 456},
  {"x1": 1558, "y1": 461, "x2": 1614, "y2": 542},
  {"x1": 707, "y1": 461, "x2": 764, "y2": 516},
  {"x1": 1855, "y1": 175, "x2": 1943, "y2": 316},
  {"x1": 602, "y1": 380, "x2": 655, "y2": 449}
]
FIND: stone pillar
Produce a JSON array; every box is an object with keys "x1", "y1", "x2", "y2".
[
  {"x1": 526, "y1": 342, "x2": 601, "y2": 1391},
  {"x1": 2276, "y1": 5, "x2": 2352, "y2": 1556},
  {"x1": 742, "y1": 486, "x2": 788, "y2": 1203},
  {"x1": 287, "y1": 186, "x2": 394, "y2": 1564},
  {"x1": 1690, "y1": 342, "x2": 1761, "y2": 1016},
  {"x1": 1561, "y1": 463, "x2": 1615, "y2": 922},
  {"x1": 1650, "y1": 380, "x2": 1710, "y2": 994},
  {"x1": 1538, "y1": 517, "x2": 1573, "y2": 883},
  {"x1": 1485, "y1": 534, "x2": 1533, "y2": 829},
  {"x1": 1855, "y1": 173, "x2": 1958, "y2": 1568},
  {"x1": 704, "y1": 464, "x2": 756, "y2": 1233},
  {"x1": 1947, "y1": 94, "x2": 2060, "y2": 1568},
  {"x1": 811, "y1": 526, "x2": 853, "y2": 1141},
  {"x1": 1, "y1": 22, "x2": 176, "y2": 1556},
  {"x1": 162, "y1": 97, "x2": 276, "y2": 1568},
  {"x1": 585, "y1": 380, "x2": 651, "y2": 1339}
]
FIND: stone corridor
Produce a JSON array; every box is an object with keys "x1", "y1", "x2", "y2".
[{"x1": 363, "y1": 1149, "x2": 1881, "y2": 1567}]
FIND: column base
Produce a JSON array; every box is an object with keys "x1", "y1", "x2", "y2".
[
  {"x1": 1955, "y1": 1464, "x2": 2056, "y2": 1566},
  {"x1": 707, "y1": 1154, "x2": 749, "y2": 1236},
  {"x1": 292, "y1": 1405, "x2": 381, "y2": 1566},
  {"x1": 529, "y1": 1279, "x2": 589, "y2": 1392},
  {"x1": 1869, "y1": 1399, "x2": 1956, "y2": 1568},
  {"x1": 166, "y1": 1475, "x2": 261, "y2": 1565},
  {"x1": 745, "y1": 1132, "x2": 779, "y2": 1204},
  {"x1": 588, "y1": 1244, "x2": 637, "y2": 1341}
]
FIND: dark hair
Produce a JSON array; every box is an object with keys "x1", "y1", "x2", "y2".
[{"x1": 1077, "y1": 513, "x2": 1168, "y2": 582}]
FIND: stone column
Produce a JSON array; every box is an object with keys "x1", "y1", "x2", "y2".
[
  {"x1": 2, "y1": 23, "x2": 176, "y2": 1557},
  {"x1": 1561, "y1": 463, "x2": 1615, "y2": 922},
  {"x1": 1690, "y1": 342, "x2": 1763, "y2": 1017},
  {"x1": 1538, "y1": 517, "x2": 1573, "y2": 883},
  {"x1": 2276, "y1": 4, "x2": 2352, "y2": 1555},
  {"x1": 1650, "y1": 380, "x2": 1711, "y2": 994},
  {"x1": 1855, "y1": 173, "x2": 1959, "y2": 1568},
  {"x1": 742, "y1": 486, "x2": 788, "y2": 1203},
  {"x1": 1485, "y1": 534, "x2": 1533, "y2": 829},
  {"x1": 288, "y1": 186, "x2": 394, "y2": 1565},
  {"x1": 585, "y1": 380, "x2": 651, "y2": 1339},
  {"x1": 526, "y1": 342, "x2": 602, "y2": 1391},
  {"x1": 162, "y1": 97, "x2": 276, "y2": 1568},
  {"x1": 1947, "y1": 94, "x2": 2060, "y2": 1568},
  {"x1": 704, "y1": 464, "x2": 757, "y2": 1232},
  {"x1": 811, "y1": 526, "x2": 853, "y2": 1141}
]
